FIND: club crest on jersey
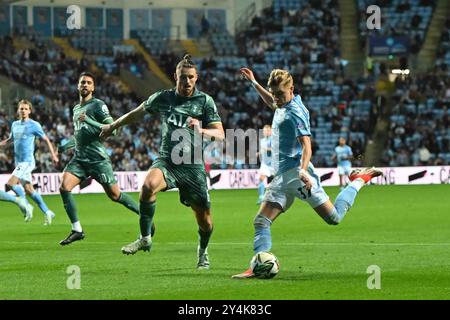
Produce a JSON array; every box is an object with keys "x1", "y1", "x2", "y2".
[
  {"x1": 192, "y1": 105, "x2": 200, "y2": 113},
  {"x1": 101, "y1": 104, "x2": 109, "y2": 115}
]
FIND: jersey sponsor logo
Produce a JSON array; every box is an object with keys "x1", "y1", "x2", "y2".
[
  {"x1": 74, "y1": 120, "x2": 88, "y2": 131},
  {"x1": 167, "y1": 112, "x2": 189, "y2": 128}
]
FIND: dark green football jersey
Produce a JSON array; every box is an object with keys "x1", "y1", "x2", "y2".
[
  {"x1": 72, "y1": 97, "x2": 113, "y2": 161},
  {"x1": 144, "y1": 88, "x2": 221, "y2": 165}
]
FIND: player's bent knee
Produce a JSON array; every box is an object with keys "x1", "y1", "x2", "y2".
[
  {"x1": 59, "y1": 185, "x2": 73, "y2": 193},
  {"x1": 108, "y1": 192, "x2": 121, "y2": 202},
  {"x1": 199, "y1": 220, "x2": 213, "y2": 232},
  {"x1": 254, "y1": 214, "x2": 272, "y2": 229},
  {"x1": 142, "y1": 181, "x2": 160, "y2": 196}
]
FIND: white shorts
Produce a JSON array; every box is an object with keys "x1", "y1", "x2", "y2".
[
  {"x1": 338, "y1": 165, "x2": 352, "y2": 176},
  {"x1": 259, "y1": 163, "x2": 274, "y2": 178},
  {"x1": 12, "y1": 162, "x2": 35, "y2": 183},
  {"x1": 263, "y1": 163, "x2": 329, "y2": 211}
]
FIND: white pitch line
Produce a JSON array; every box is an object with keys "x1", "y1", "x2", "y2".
[{"x1": 1, "y1": 241, "x2": 450, "y2": 246}]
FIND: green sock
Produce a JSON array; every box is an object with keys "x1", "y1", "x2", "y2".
[
  {"x1": 198, "y1": 226, "x2": 213, "y2": 250},
  {"x1": 139, "y1": 201, "x2": 156, "y2": 237},
  {"x1": 117, "y1": 193, "x2": 139, "y2": 215},
  {"x1": 60, "y1": 191, "x2": 78, "y2": 223}
]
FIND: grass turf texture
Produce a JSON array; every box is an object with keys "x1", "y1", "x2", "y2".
[{"x1": 0, "y1": 185, "x2": 448, "y2": 300}]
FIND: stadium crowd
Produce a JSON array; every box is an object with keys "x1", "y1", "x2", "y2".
[
  {"x1": 1, "y1": 0, "x2": 448, "y2": 176},
  {"x1": 0, "y1": 33, "x2": 162, "y2": 174}
]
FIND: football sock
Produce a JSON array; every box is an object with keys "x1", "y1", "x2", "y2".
[
  {"x1": 198, "y1": 226, "x2": 213, "y2": 250},
  {"x1": 60, "y1": 191, "x2": 79, "y2": 224},
  {"x1": 0, "y1": 190, "x2": 19, "y2": 204},
  {"x1": 117, "y1": 193, "x2": 139, "y2": 215},
  {"x1": 139, "y1": 200, "x2": 156, "y2": 238},
  {"x1": 30, "y1": 192, "x2": 49, "y2": 214},
  {"x1": 72, "y1": 221, "x2": 82, "y2": 233},
  {"x1": 253, "y1": 214, "x2": 272, "y2": 253},
  {"x1": 258, "y1": 181, "x2": 265, "y2": 198},
  {"x1": 324, "y1": 179, "x2": 365, "y2": 225},
  {"x1": 11, "y1": 185, "x2": 26, "y2": 199}
]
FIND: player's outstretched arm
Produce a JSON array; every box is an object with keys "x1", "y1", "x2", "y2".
[
  {"x1": 100, "y1": 103, "x2": 146, "y2": 139},
  {"x1": 240, "y1": 67, "x2": 276, "y2": 110},
  {"x1": 42, "y1": 135, "x2": 59, "y2": 164},
  {"x1": 298, "y1": 135, "x2": 313, "y2": 190},
  {"x1": 79, "y1": 113, "x2": 118, "y2": 136}
]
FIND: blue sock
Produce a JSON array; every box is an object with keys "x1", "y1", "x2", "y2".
[
  {"x1": 11, "y1": 185, "x2": 26, "y2": 199},
  {"x1": 0, "y1": 190, "x2": 18, "y2": 203},
  {"x1": 253, "y1": 214, "x2": 272, "y2": 253},
  {"x1": 30, "y1": 192, "x2": 49, "y2": 214},
  {"x1": 324, "y1": 180, "x2": 364, "y2": 225},
  {"x1": 258, "y1": 181, "x2": 265, "y2": 198}
]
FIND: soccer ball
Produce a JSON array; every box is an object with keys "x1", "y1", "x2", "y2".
[{"x1": 250, "y1": 251, "x2": 280, "y2": 279}]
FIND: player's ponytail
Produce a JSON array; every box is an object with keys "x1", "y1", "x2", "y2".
[{"x1": 176, "y1": 54, "x2": 196, "y2": 71}]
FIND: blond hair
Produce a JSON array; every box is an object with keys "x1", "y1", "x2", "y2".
[
  {"x1": 17, "y1": 99, "x2": 32, "y2": 112},
  {"x1": 267, "y1": 69, "x2": 293, "y2": 89}
]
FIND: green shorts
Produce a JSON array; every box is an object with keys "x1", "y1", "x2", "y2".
[
  {"x1": 151, "y1": 158, "x2": 210, "y2": 209},
  {"x1": 64, "y1": 157, "x2": 117, "y2": 186}
]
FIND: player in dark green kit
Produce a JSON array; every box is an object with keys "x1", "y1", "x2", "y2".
[
  {"x1": 100, "y1": 55, "x2": 224, "y2": 269},
  {"x1": 59, "y1": 72, "x2": 154, "y2": 245}
]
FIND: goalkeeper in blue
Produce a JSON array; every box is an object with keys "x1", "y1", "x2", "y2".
[
  {"x1": 232, "y1": 68, "x2": 382, "y2": 279},
  {"x1": 0, "y1": 99, "x2": 59, "y2": 224}
]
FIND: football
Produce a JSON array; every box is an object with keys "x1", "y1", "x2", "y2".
[{"x1": 250, "y1": 251, "x2": 280, "y2": 279}]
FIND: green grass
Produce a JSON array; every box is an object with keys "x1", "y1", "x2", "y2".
[{"x1": 0, "y1": 185, "x2": 449, "y2": 299}]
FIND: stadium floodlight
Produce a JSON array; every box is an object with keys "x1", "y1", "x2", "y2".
[{"x1": 391, "y1": 69, "x2": 410, "y2": 75}]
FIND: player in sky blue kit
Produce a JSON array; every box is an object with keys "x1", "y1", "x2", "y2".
[
  {"x1": 0, "y1": 100, "x2": 59, "y2": 224},
  {"x1": 257, "y1": 125, "x2": 274, "y2": 204},
  {"x1": 232, "y1": 68, "x2": 382, "y2": 279},
  {"x1": 333, "y1": 137, "x2": 353, "y2": 189}
]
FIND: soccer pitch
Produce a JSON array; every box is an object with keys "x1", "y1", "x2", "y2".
[{"x1": 0, "y1": 185, "x2": 449, "y2": 300}]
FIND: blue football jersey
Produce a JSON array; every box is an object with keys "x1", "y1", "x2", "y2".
[
  {"x1": 334, "y1": 145, "x2": 353, "y2": 167},
  {"x1": 271, "y1": 95, "x2": 311, "y2": 175},
  {"x1": 10, "y1": 119, "x2": 45, "y2": 163}
]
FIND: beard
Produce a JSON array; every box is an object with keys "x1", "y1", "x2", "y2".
[{"x1": 79, "y1": 89, "x2": 91, "y2": 97}]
